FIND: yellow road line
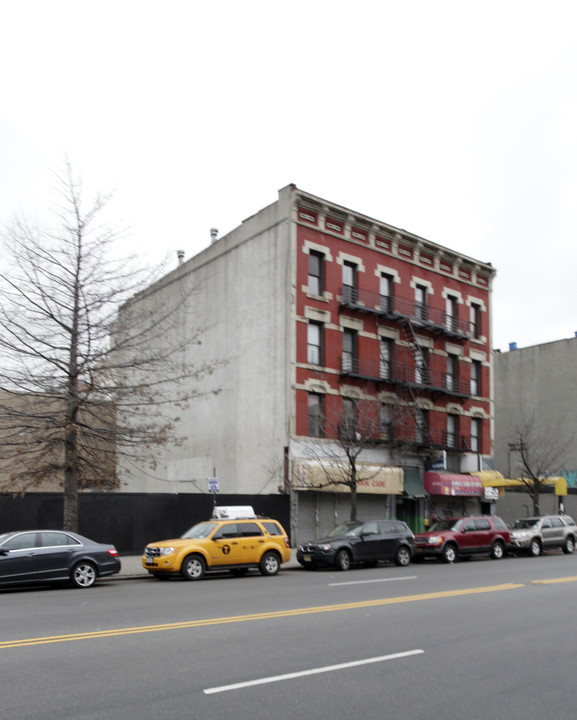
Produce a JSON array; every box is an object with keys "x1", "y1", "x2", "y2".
[
  {"x1": 0, "y1": 583, "x2": 523, "y2": 650},
  {"x1": 532, "y1": 576, "x2": 577, "y2": 585}
]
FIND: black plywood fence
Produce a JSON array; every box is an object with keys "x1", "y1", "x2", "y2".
[{"x1": 0, "y1": 493, "x2": 291, "y2": 555}]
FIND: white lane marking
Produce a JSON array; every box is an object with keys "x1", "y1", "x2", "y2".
[
  {"x1": 204, "y1": 649, "x2": 424, "y2": 695},
  {"x1": 329, "y1": 575, "x2": 418, "y2": 587}
]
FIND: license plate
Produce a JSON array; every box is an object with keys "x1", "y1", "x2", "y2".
[
  {"x1": 145, "y1": 559, "x2": 156, "y2": 566},
  {"x1": 304, "y1": 554, "x2": 311, "y2": 562}
]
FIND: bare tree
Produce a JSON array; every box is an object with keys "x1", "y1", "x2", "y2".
[
  {"x1": 0, "y1": 162, "x2": 217, "y2": 530},
  {"x1": 508, "y1": 418, "x2": 569, "y2": 515},
  {"x1": 297, "y1": 395, "x2": 391, "y2": 521}
]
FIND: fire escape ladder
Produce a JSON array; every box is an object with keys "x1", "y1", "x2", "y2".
[{"x1": 399, "y1": 318, "x2": 432, "y2": 447}]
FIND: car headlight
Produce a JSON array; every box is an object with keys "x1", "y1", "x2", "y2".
[
  {"x1": 318, "y1": 544, "x2": 332, "y2": 551},
  {"x1": 158, "y1": 547, "x2": 175, "y2": 556},
  {"x1": 428, "y1": 536, "x2": 443, "y2": 544}
]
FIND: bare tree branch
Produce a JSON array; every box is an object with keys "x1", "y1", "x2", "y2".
[{"x1": 0, "y1": 160, "x2": 220, "y2": 530}]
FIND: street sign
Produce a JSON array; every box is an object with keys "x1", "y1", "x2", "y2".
[{"x1": 208, "y1": 477, "x2": 219, "y2": 493}]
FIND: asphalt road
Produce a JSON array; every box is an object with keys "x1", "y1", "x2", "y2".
[{"x1": 1, "y1": 552, "x2": 577, "y2": 720}]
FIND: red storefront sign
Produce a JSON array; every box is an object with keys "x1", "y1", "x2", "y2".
[{"x1": 423, "y1": 471, "x2": 483, "y2": 497}]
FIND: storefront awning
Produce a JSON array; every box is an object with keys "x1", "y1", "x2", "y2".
[
  {"x1": 292, "y1": 460, "x2": 403, "y2": 495},
  {"x1": 423, "y1": 471, "x2": 483, "y2": 497},
  {"x1": 472, "y1": 471, "x2": 567, "y2": 496},
  {"x1": 403, "y1": 470, "x2": 426, "y2": 498}
]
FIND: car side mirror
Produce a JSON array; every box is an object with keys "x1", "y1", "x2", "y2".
[{"x1": 0, "y1": 547, "x2": 9, "y2": 556}]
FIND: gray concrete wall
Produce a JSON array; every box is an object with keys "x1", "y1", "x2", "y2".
[
  {"x1": 494, "y1": 337, "x2": 577, "y2": 487},
  {"x1": 119, "y1": 188, "x2": 294, "y2": 495}
]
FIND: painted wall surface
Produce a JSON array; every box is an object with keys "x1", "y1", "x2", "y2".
[
  {"x1": 494, "y1": 337, "x2": 577, "y2": 488},
  {"x1": 118, "y1": 188, "x2": 294, "y2": 496}
]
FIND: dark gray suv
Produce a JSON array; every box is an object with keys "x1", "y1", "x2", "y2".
[
  {"x1": 510, "y1": 515, "x2": 576, "y2": 556},
  {"x1": 297, "y1": 519, "x2": 416, "y2": 570}
]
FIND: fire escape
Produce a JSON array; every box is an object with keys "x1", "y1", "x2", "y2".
[{"x1": 339, "y1": 285, "x2": 472, "y2": 453}]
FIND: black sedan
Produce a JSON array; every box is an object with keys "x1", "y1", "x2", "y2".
[
  {"x1": 297, "y1": 519, "x2": 416, "y2": 570},
  {"x1": 0, "y1": 529, "x2": 121, "y2": 589}
]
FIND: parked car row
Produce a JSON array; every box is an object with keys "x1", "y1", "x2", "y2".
[{"x1": 1, "y1": 513, "x2": 575, "y2": 589}]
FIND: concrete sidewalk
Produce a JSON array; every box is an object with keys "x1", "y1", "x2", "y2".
[{"x1": 116, "y1": 553, "x2": 302, "y2": 578}]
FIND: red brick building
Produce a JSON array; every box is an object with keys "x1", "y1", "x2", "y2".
[{"x1": 291, "y1": 189, "x2": 495, "y2": 532}]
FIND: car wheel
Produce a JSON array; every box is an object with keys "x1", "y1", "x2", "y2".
[
  {"x1": 441, "y1": 543, "x2": 457, "y2": 564},
  {"x1": 490, "y1": 540, "x2": 505, "y2": 559},
  {"x1": 259, "y1": 551, "x2": 280, "y2": 576},
  {"x1": 71, "y1": 561, "x2": 97, "y2": 588},
  {"x1": 230, "y1": 568, "x2": 249, "y2": 577},
  {"x1": 335, "y1": 549, "x2": 352, "y2": 571},
  {"x1": 394, "y1": 546, "x2": 411, "y2": 567},
  {"x1": 180, "y1": 554, "x2": 205, "y2": 580},
  {"x1": 528, "y1": 538, "x2": 541, "y2": 557},
  {"x1": 563, "y1": 536, "x2": 575, "y2": 554}
]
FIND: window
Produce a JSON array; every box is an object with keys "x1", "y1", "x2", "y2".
[
  {"x1": 415, "y1": 346, "x2": 428, "y2": 385},
  {"x1": 307, "y1": 322, "x2": 323, "y2": 365},
  {"x1": 215, "y1": 524, "x2": 240, "y2": 539},
  {"x1": 470, "y1": 360, "x2": 481, "y2": 396},
  {"x1": 446, "y1": 354, "x2": 458, "y2": 391},
  {"x1": 362, "y1": 521, "x2": 379, "y2": 535},
  {"x1": 308, "y1": 251, "x2": 324, "y2": 295},
  {"x1": 446, "y1": 414, "x2": 458, "y2": 448},
  {"x1": 415, "y1": 284, "x2": 428, "y2": 322},
  {"x1": 342, "y1": 261, "x2": 357, "y2": 303},
  {"x1": 446, "y1": 296, "x2": 457, "y2": 332},
  {"x1": 262, "y1": 522, "x2": 283, "y2": 536},
  {"x1": 380, "y1": 403, "x2": 393, "y2": 442},
  {"x1": 415, "y1": 409, "x2": 429, "y2": 444},
  {"x1": 380, "y1": 273, "x2": 394, "y2": 313},
  {"x1": 470, "y1": 303, "x2": 481, "y2": 339},
  {"x1": 308, "y1": 393, "x2": 324, "y2": 437},
  {"x1": 341, "y1": 398, "x2": 359, "y2": 439},
  {"x1": 4, "y1": 533, "x2": 38, "y2": 551},
  {"x1": 239, "y1": 522, "x2": 263, "y2": 538},
  {"x1": 379, "y1": 338, "x2": 392, "y2": 380},
  {"x1": 342, "y1": 329, "x2": 357, "y2": 372},
  {"x1": 470, "y1": 418, "x2": 481, "y2": 452},
  {"x1": 40, "y1": 532, "x2": 80, "y2": 547},
  {"x1": 475, "y1": 518, "x2": 491, "y2": 531}
]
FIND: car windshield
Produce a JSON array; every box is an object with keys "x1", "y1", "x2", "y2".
[
  {"x1": 0, "y1": 533, "x2": 9, "y2": 545},
  {"x1": 329, "y1": 522, "x2": 363, "y2": 538},
  {"x1": 512, "y1": 518, "x2": 540, "y2": 529},
  {"x1": 181, "y1": 522, "x2": 218, "y2": 539},
  {"x1": 429, "y1": 519, "x2": 463, "y2": 532}
]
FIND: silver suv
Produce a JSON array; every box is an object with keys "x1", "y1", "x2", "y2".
[{"x1": 510, "y1": 515, "x2": 576, "y2": 557}]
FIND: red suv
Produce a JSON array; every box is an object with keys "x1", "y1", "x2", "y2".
[{"x1": 414, "y1": 516, "x2": 511, "y2": 563}]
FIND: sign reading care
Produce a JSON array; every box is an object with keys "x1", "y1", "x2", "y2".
[{"x1": 292, "y1": 461, "x2": 403, "y2": 495}]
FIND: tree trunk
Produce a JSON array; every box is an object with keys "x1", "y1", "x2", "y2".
[
  {"x1": 350, "y1": 484, "x2": 358, "y2": 521},
  {"x1": 63, "y1": 423, "x2": 79, "y2": 531}
]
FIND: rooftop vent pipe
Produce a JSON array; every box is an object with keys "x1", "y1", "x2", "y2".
[
  {"x1": 210, "y1": 228, "x2": 219, "y2": 244},
  {"x1": 177, "y1": 250, "x2": 185, "y2": 265}
]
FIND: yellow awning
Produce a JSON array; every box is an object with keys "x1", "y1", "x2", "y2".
[{"x1": 472, "y1": 471, "x2": 567, "y2": 496}]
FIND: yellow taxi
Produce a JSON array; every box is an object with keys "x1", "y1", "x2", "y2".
[{"x1": 142, "y1": 515, "x2": 291, "y2": 580}]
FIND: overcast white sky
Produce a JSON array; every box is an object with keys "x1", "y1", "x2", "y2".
[{"x1": 1, "y1": 0, "x2": 575, "y2": 352}]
